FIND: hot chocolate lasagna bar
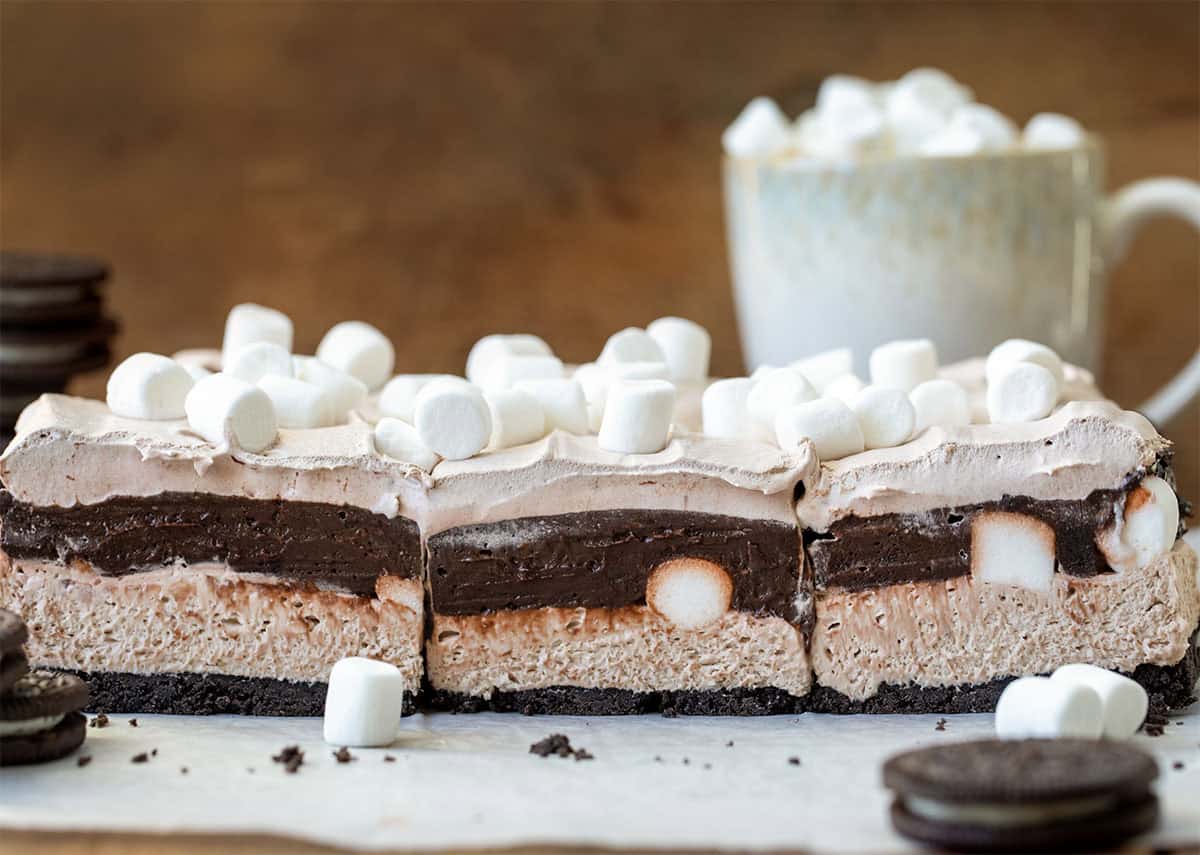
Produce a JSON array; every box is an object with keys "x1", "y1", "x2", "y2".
[
  {"x1": 0, "y1": 395, "x2": 426, "y2": 715},
  {"x1": 423, "y1": 432, "x2": 816, "y2": 714}
]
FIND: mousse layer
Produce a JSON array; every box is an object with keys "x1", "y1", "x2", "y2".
[{"x1": 428, "y1": 509, "x2": 804, "y2": 622}]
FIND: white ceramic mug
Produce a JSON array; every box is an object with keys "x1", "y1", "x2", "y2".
[{"x1": 724, "y1": 143, "x2": 1200, "y2": 424}]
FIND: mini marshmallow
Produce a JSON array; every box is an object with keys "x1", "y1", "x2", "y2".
[
  {"x1": 573, "y1": 362, "x2": 610, "y2": 432},
  {"x1": 598, "y1": 327, "x2": 666, "y2": 367},
  {"x1": 995, "y1": 676, "x2": 1103, "y2": 740},
  {"x1": 473, "y1": 354, "x2": 565, "y2": 393},
  {"x1": 886, "y1": 68, "x2": 970, "y2": 152},
  {"x1": 987, "y1": 361, "x2": 1058, "y2": 423},
  {"x1": 850, "y1": 385, "x2": 915, "y2": 449},
  {"x1": 646, "y1": 317, "x2": 711, "y2": 382},
  {"x1": 1051, "y1": 664, "x2": 1148, "y2": 740},
  {"x1": 747, "y1": 368, "x2": 817, "y2": 440},
  {"x1": 985, "y1": 339, "x2": 1066, "y2": 387},
  {"x1": 182, "y1": 362, "x2": 213, "y2": 382},
  {"x1": 791, "y1": 348, "x2": 854, "y2": 393},
  {"x1": 1122, "y1": 476, "x2": 1180, "y2": 568},
  {"x1": 722, "y1": 96, "x2": 791, "y2": 158},
  {"x1": 1024, "y1": 113, "x2": 1086, "y2": 151},
  {"x1": 222, "y1": 303, "x2": 293, "y2": 368},
  {"x1": 597, "y1": 379, "x2": 675, "y2": 455},
  {"x1": 514, "y1": 378, "x2": 589, "y2": 435},
  {"x1": 373, "y1": 417, "x2": 439, "y2": 472},
  {"x1": 775, "y1": 398, "x2": 865, "y2": 461},
  {"x1": 184, "y1": 373, "x2": 277, "y2": 452},
  {"x1": 485, "y1": 388, "x2": 546, "y2": 449},
  {"x1": 293, "y1": 356, "x2": 368, "y2": 423},
  {"x1": 224, "y1": 342, "x2": 293, "y2": 385},
  {"x1": 106, "y1": 353, "x2": 195, "y2": 420},
  {"x1": 322, "y1": 657, "x2": 406, "y2": 748},
  {"x1": 824, "y1": 373, "x2": 867, "y2": 403},
  {"x1": 316, "y1": 321, "x2": 395, "y2": 391},
  {"x1": 257, "y1": 375, "x2": 333, "y2": 429},
  {"x1": 608, "y1": 361, "x2": 671, "y2": 381},
  {"x1": 646, "y1": 558, "x2": 733, "y2": 630},
  {"x1": 414, "y1": 378, "x2": 493, "y2": 461},
  {"x1": 869, "y1": 338, "x2": 938, "y2": 393},
  {"x1": 378, "y1": 374, "x2": 455, "y2": 423},
  {"x1": 465, "y1": 334, "x2": 552, "y2": 386},
  {"x1": 910, "y1": 379, "x2": 971, "y2": 434},
  {"x1": 701, "y1": 377, "x2": 753, "y2": 440},
  {"x1": 945, "y1": 103, "x2": 1018, "y2": 151},
  {"x1": 971, "y1": 511, "x2": 1056, "y2": 592}
]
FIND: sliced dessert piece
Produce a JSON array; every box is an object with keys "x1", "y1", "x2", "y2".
[
  {"x1": 423, "y1": 431, "x2": 816, "y2": 714},
  {"x1": 0, "y1": 395, "x2": 427, "y2": 715}
]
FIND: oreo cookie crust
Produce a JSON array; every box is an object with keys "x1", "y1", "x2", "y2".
[
  {"x1": 884, "y1": 739, "x2": 1159, "y2": 852},
  {"x1": 0, "y1": 711, "x2": 87, "y2": 766}
]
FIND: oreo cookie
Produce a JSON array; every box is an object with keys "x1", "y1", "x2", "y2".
[
  {"x1": 0, "y1": 608, "x2": 27, "y2": 655},
  {"x1": 1, "y1": 670, "x2": 90, "y2": 766},
  {"x1": 0, "y1": 712, "x2": 87, "y2": 767},
  {"x1": 0, "y1": 317, "x2": 118, "y2": 382},
  {"x1": 0, "y1": 251, "x2": 109, "y2": 328},
  {"x1": 0, "y1": 649, "x2": 29, "y2": 694},
  {"x1": 883, "y1": 738, "x2": 1159, "y2": 852}
]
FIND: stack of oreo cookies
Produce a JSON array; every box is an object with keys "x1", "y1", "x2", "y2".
[
  {"x1": 1, "y1": 251, "x2": 117, "y2": 445},
  {"x1": 1, "y1": 608, "x2": 89, "y2": 765}
]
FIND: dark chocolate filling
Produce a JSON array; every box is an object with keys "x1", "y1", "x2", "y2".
[
  {"x1": 807, "y1": 488, "x2": 1127, "y2": 591},
  {"x1": 0, "y1": 491, "x2": 420, "y2": 595},
  {"x1": 427, "y1": 509, "x2": 803, "y2": 623}
]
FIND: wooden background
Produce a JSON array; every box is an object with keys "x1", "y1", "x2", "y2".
[{"x1": 2, "y1": 1, "x2": 1197, "y2": 500}]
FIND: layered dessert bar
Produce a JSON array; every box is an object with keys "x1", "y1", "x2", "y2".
[
  {"x1": 423, "y1": 432, "x2": 815, "y2": 714},
  {"x1": 0, "y1": 395, "x2": 426, "y2": 715}
]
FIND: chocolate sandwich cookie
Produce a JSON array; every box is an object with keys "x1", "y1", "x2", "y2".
[
  {"x1": 0, "y1": 649, "x2": 29, "y2": 694},
  {"x1": 0, "y1": 608, "x2": 28, "y2": 655},
  {"x1": 883, "y1": 738, "x2": 1159, "y2": 852},
  {"x1": 1, "y1": 671, "x2": 90, "y2": 766},
  {"x1": 0, "y1": 317, "x2": 118, "y2": 382},
  {"x1": 0, "y1": 250, "x2": 109, "y2": 327}
]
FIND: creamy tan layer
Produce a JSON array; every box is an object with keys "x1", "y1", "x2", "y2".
[
  {"x1": 813, "y1": 542, "x2": 1199, "y2": 700},
  {"x1": 0, "y1": 553, "x2": 424, "y2": 690},
  {"x1": 427, "y1": 605, "x2": 810, "y2": 698}
]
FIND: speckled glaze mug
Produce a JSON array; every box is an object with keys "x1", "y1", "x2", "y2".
[{"x1": 724, "y1": 144, "x2": 1200, "y2": 424}]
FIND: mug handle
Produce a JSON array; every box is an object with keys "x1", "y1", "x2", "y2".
[{"x1": 1101, "y1": 177, "x2": 1200, "y2": 426}]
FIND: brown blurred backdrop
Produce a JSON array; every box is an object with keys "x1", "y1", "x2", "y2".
[{"x1": 1, "y1": 1, "x2": 1197, "y2": 496}]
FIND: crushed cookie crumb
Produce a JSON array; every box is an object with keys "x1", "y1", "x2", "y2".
[
  {"x1": 725, "y1": 740, "x2": 734, "y2": 748},
  {"x1": 181, "y1": 767, "x2": 189, "y2": 775},
  {"x1": 383, "y1": 755, "x2": 396, "y2": 763},
  {"x1": 935, "y1": 718, "x2": 947, "y2": 732},
  {"x1": 333, "y1": 746, "x2": 355, "y2": 763},
  {"x1": 272, "y1": 744, "x2": 304, "y2": 774},
  {"x1": 89, "y1": 714, "x2": 109, "y2": 729},
  {"x1": 151, "y1": 748, "x2": 157, "y2": 757},
  {"x1": 530, "y1": 734, "x2": 574, "y2": 758},
  {"x1": 574, "y1": 748, "x2": 594, "y2": 762},
  {"x1": 788, "y1": 756, "x2": 801, "y2": 766},
  {"x1": 128, "y1": 718, "x2": 138, "y2": 727},
  {"x1": 1173, "y1": 761, "x2": 1185, "y2": 770},
  {"x1": 702, "y1": 763, "x2": 712, "y2": 770},
  {"x1": 131, "y1": 752, "x2": 149, "y2": 764},
  {"x1": 1142, "y1": 714, "x2": 1168, "y2": 737},
  {"x1": 76, "y1": 755, "x2": 92, "y2": 767}
]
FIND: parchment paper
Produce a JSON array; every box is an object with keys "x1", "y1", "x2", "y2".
[{"x1": 2, "y1": 709, "x2": 1197, "y2": 851}]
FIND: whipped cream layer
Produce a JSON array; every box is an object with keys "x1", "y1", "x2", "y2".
[
  {"x1": 797, "y1": 400, "x2": 1167, "y2": 532},
  {"x1": 424, "y1": 430, "x2": 816, "y2": 534},
  {"x1": 1, "y1": 396, "x2": 428, "y2": 518}
]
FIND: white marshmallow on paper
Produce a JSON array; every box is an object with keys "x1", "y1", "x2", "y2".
[
  {"x1": 645, "y1": 558, "x2": 733, "y2": 630},
  {"x1": 413, "y1": 378, "x2": 493, "y2": 461},
  {"x1": 293, "y1": 356, "x2": 368, "y2": 423},
  {"x1": 646, "y1": 317, "x2": 711, "y2": 383},
  {"x1": 747, "y1": 368, "x2": 817, "y2": 440},
  {"x1": 722, "y1": 96, "x2": 791, "y2": 158},
  {"x1": 225, "y1": 342, "x2": 293, "y2": 385},
  {"x1": 775, "y1": 398, "x2": 865, "y2": 461},
  {"x1": 1122, "y1": 476, "x2": 1180, "y2": 568},
  {"x1": 316, "y1": 321, "x2": 395, "y2": 391},
  {"x1": 322, "y1": 657, "x2": 406, "y2": 748},
  {"x1": 995, "y1": 676, "x2": 1104, "y2": 740},
  {"x1": 485, "y1": 389, "x2": 546, "y2": 449},
  {"x1": 597, "y1": 379, "x2": 675, "y2": 455},
  {"x1": 824, "y1": 373, "x2": 867, "y2": 403},
  {"x1": 514, "y1": 378, "x2": 589, "y2": 435},
  {"x1": 987, "y1": 361, "x2": 1058, "y2": 423},
  {"x1": 701, "y1": 377, "x2": 753, "y2": 440},
  {"x1": 465, "y1": 334, "x2": 552, "y2": 386},
  {"x1": 106, "y1": 353, "x2": 195, "y2": 420},
  {"x1": 910, "y1": 379, "x2": 971, "y2": 434},
  {"x1": 1050, "y1": 664, "x2": 1148, "y2": 740},
  {"x1": 971, "y1": 511, "x2": 1056, "y2": 592},
  {"x1": 598, "y1": 327, "x2": 666, "y2": 367},
  {"x1": 184, "y1": 373, "x2": 278, "y2": 452},
  {"x1": 373, "y1": 417, "x2": 439, "y2": 472},
  {"x1": 222, "y1": 303, "x2": 293, "y2": 368},
  {"x1": 257, "y1": 375, "x2": 333, "y2": 429},
  {"x1": 869, "y1": 338, "x2": 938, "y2": 393},
  {"x1": 378, "y1": 374, "x2": 455, "y2": 423},
  {"x1": 473, "y1": 354, "x2": 565, "y2": 393},
  {"x1": 1024, "y1": 113, "x2": 1086, "y2": 150},
  {"x1": 986, "y1": 339, "x2": 1066, "y2": 387},
  {"x1": 791, "y1": 348, "x2": 854, "y2": 393},
  {"x1": 850, "y1": 385, "x2": 915, "y2": 449}
]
